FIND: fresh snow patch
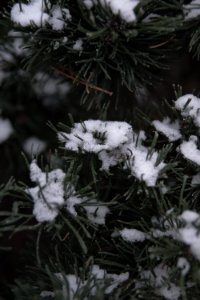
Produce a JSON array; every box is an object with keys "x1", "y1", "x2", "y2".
[
  {"x1": 27, "y1": 160, "x2": 65, "y2": 222},
  {"x1": 0, "y1": 118, "x2": 14, "y2": 143},
  {"x1": 66, "y1": 195, "x2": 82, "y2": 216},
  {"x1": 179, "y1": 226, "x2": 200, "y2": 261},
  {"x1": 83, "y1": 202, "x2": 110, "y2": 225},
  {"x1": 83, "y1": 0, "x2": 139, "y2": 23},
  {"x1": 180, "y1": 136, "x2": 200, "y2": 166},
  {"x1": 11, "y1": 1, "x2": 71, "y2": 30},
  {"x1": 152, "y1": 117, "x2": 181, "y2": 141},
  {"x1": 51, "y1": 264, "x2": 129, "y2": 299},
  {"x1": 11, "y1": 0, "x2": 50, "y2": 27},
  {"x1": 177, "y1": 210, "x2": 200, "y2": 261},
  {"x1": 184, "y1": 0, "x2": 200, "y2": 19},
  {"x1": 49, "y1": 6, "x2": 71, "y2": 30},
  {"x1": 120, "y1": 228, "x2": 147, "y2": 242},
  {"x1": 73, "y1": 39, "x2": 83, "y2": 51},
  {"x1": 180, "y1": 210, "x2": 199, "y2": 223},
  {"x1": 175, "y1": 94, "x2": 200, "y2": 127},
  {"x1": 58, "y1": 120, "x2": 133, "y2": 153},
  {"x1": 127, "y1": 143, "x2": 166, "y2": 187}
]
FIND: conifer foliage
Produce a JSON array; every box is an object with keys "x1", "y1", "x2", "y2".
[{"x1": 2, "y1": 1, "x2": 200, "y2": 300}]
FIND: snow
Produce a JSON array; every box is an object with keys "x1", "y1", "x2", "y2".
[
  {"x1": 180, "y1": 210, "x2": 199, "y2": 223},
  {"x1": 59, "y1": 121, "x2": 166, "y2": 187},
  {"x1": 0, "y1": 118, "x2": 14, "y2": 143},
  {"x1": 11, "y1": 0, "x2": 50, "y2": 27},
  {"x1": 120, "y1": 228, "x2": 147, "y2": 242},
  {"x1": 40, "y1": 291, "x2": 55, "y2": 298},
  {"x1": 180, "y1": 136, "x2": 200, "y2": 166},
  {"x1": 49, "y1": 5, "x2": 65, "y2": 30},
  {"x1": 83, "y1": 203, "x2": 110, "y2": 225},
  {"x1": 66, "y1": 194, "x2": 110, "y2": 225},
  {"x1": 58, "y1": 120, "x2": 133, "y2": 153},
  {"x1": 152, "y1": 117, "x2": 181, "y2": 142},
  {"x1": 179, "y1": 226, "x2": 200, "y2": 260},
  {"x1": 184, "y1": 0, "x2": 200, "y2": 19},
  {"x1": 137, "y1": 264, "x2": 181, "y2": 300},
  {"x1": 73, "y1": 39, "x2": 83, "y2": 51},
  {"x1": 66, "y1": 195, "x2": 82, "y2": 216},
  {"x1": 49, "y1": 6, "x2": 71, "y2": 30},
  {"x1": 191, "y1": 172, "x2": 200, "y2": 185},
  {"x1": 175, "y1": 94, "x2": 200, "y2": 127},
  {"x1": 11, "y1": 1, "x2": 71, "y2": 30},
  {"x1": 83, "y1": 0, "x2": 139, "y2": 23},
  {"x1": 127, "y1": 144, "x2": 166, "y2": 187},
  {"x1": 178, "y1": 210, "x2": 200, "y2": 261},
  {"x1": 149, "y1": 210, "x2": 200, "y2": 262},
  {"x1": 53, "y1": 265, "x2": 129, "y2": 298},
  {"x1": 27, "y1": 160, "x2": 65, "y2": 222},
  {"x1": 23, "y1": 136, "x2": 46, "y2": 157},
  {"x1": 177, "y1": 257, "x2": 190, "y2": 276}
]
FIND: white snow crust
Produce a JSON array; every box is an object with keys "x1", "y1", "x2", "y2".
[
  {"x1": 11, "y1": 0, "x2": 71, "y2": 29},
  {"x1": 83, "y1": 0, "x2": 139, "y2": 23},
  {"x1": 11, "y1": 0, "x2": 50, "y2": 27},
  {"x1": 152, "y1": 117, "x2": 181, "y2": 141},
  {"x1": 73, "y1": 39, "x2": 83, "y2": 51},
  {"x1": 180, "y1": 136, "x2": 200, "y2": 166},
  {"x1": 175, "y1": 94, "x2": 200, "y2": 127},
  {"x1": 120, "y1": 228, "x2": 147, "y2": 242},
  {"x1": 184, "y1": 0, "x2": 200, "y2": 19}
]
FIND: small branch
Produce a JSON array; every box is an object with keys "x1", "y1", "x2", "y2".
[
  {"x1": 52, "y1": 67, "x2": 113, "y2": 97},
  {"x1": 149, "y1": 36, "x2": 174, "y2": 49}
]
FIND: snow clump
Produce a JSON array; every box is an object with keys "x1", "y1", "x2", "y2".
[
  {"x1": 83, "y1": 0, "x2": 139, "y2": 23},
  {"x1": 175, "y1": 94, "x2": 200, "y2": 127},
  {"x1": 152, "y1": 117, "x2": 182, "y2": 141},
  {"x1": 179, "y1": 135, "x2": 200, "y2": 166},
  {"x1": 184, "y1": 0, "x2": 200, "y2": 20},
  {"x1": 27, "y1": 160, "x2": 66, "y2": 222},
  {"x1": 11, "y1": 0, "x2": 50, "y2": 27},
  {"x1": 11, "y1": 0, "x2": 71, "y2": 29},
  {"x1": 59, "y1": 120, "x2": 166, "y2": 187},
  {"x1": 120, "y1": 228, "x2": 147, "y2": 242}
]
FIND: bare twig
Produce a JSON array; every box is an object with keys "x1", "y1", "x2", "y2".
[{"x1": 52, "y1": 66, "x2": 113, "y2": 96}]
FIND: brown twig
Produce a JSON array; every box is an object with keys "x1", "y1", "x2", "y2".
[
  {"x1": 149, "y1": 36, "x2": 174, "y2": 49},
  {"x1": 52, "y1": 66, "x2": 113, "y2": 96}
]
